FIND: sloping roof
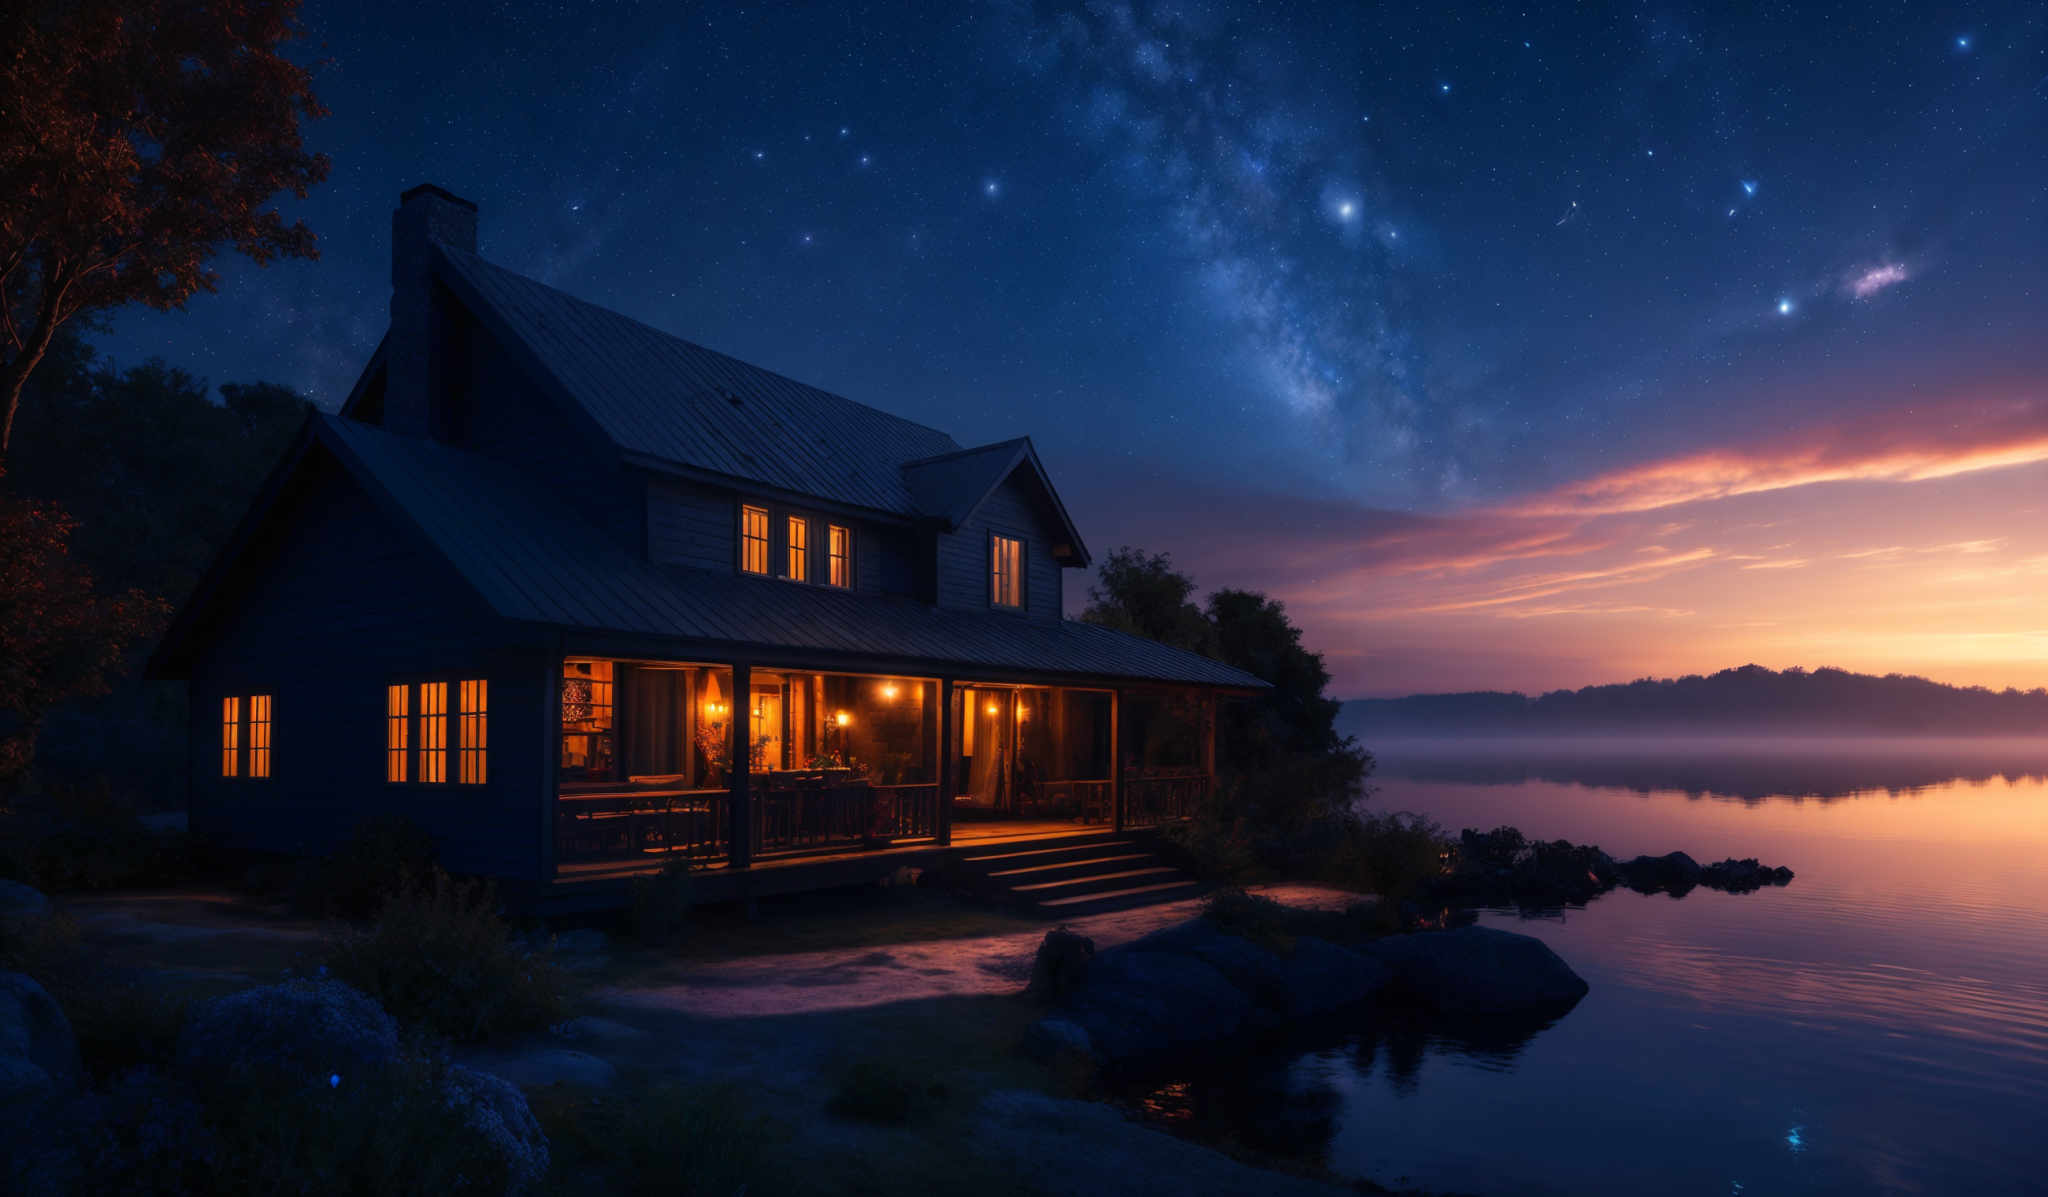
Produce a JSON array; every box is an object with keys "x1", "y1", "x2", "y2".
[
  {"x1": 317, "y1": 416, "x2": 1264, "y2": 689},
  {"x1": 432, "y1": 246, "x2": 964, "y2": 516},
  {"x1": 900, "y1": 438, "x2": 1091, "y2": 564}
]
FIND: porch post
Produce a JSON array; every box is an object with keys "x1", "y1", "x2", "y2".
[
  {"x1": 1201, "y1": 689, "x2": 1216, "y2": 786},
  {"x1": 728, "y1": 661, "x2": 752, "y2": 871},
  {"x1": 1110, "y1": 687, "x2": 1125, "y2": 833},
  {"x1": 936, "y1": 677, "x2": 955, "y2": 846}
]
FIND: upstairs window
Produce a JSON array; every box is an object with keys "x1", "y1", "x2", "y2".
[
  {"x1": 740, "y1": 505, "x2": 770, "y2": 574},
  {"x1": 828, "y1": 524, "x2": 852, "y2": 588},
  {"x1": 786, "y1": 516, "x2": 809, "y2": 582},
  {"x1": 991, "y1": 534, "x2": 1024, "y2": 608}
]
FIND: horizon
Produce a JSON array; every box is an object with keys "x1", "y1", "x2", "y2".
[{"x1": 93, "y1": 0, "x2": 2047, "y2": 698}]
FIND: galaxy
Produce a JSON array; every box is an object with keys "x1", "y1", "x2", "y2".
[{"x1": 95, "y1": 0, "x2": 2047, "y2": 696}]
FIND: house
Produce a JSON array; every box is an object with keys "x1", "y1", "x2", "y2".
[{"x1": 149, "y1": 185, "x2": 1267, "y2": 908}]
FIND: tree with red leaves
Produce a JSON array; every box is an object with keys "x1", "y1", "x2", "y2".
[
  {"x1": 0, "y1": 483, "x2": 167, "y2": 792},
  {"x1": 0, "y1": 0, "x2": 329, "y2": 462}
]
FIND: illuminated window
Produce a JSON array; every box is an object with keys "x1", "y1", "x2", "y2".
[
  {"x1": 740, "y1": 504, "x2": 769, "y2": 574},
  {"x1": 786, "y1": 516, "x2": 809, "y2": 581},
  {"x1": 828, "y1": 524, "x2": 851, "y2": 588},
  {"x1": 991, "y1": 534, "x2": 1023, "y2": 608},
  {"x1": 221, "y1": 696, "x2": 240, "y2": 778},
  {"x1": 386, "y1": 685, "x2": 410, "y2": 782},
  {"x1": 459, "y1": 679, "x2": 488, "y2": 785},
  {"x1": 248, "y1": 695, "x2": 272, "y2": 778},
  {"x1": 560, "y1": 660, "x2": 615, "y2": 781},
  {"x1": 418, "y1": 682, "x2": 448, "y2": 784}
]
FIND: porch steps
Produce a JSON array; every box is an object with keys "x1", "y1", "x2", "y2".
[{"x1": 946, "y1": 830, "x2": 1207, "y2": 916}]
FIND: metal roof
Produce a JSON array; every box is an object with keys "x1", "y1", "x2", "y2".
[
  {"x1": 320, "y1": 416, "x2": 1266, "y2": 689},
  {"x1": 434, "y1": 246, "x2": 965, "y2": 516},
  {"x1": 900, "y1": 438, "x2": 1092, "y2": 565}
]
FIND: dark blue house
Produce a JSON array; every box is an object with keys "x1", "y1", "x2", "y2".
[{"x1": 151, "y1": 185, "x2": 1263, "y2": 906}]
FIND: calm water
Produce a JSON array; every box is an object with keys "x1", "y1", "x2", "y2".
[{"x1": 1153, "y1": 738, "x2": 2048, "y2": 1196}]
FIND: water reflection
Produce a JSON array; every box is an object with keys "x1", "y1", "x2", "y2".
[{"x1": 1372, "y1": 735, "x2": 2048, "y2": 802}]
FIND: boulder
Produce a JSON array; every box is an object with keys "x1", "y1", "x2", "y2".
[
  {"x1": 1700, "y1": 858, "x2": 1796, "y2": 892},
  {"x1": 442, "y1": 1064, "x2": 551, "y2": 1194},
  {"x1": 0, "y1": 880, "x2": 51, "y2": 924},
  {"x1": 1025, "y1": 927, "x2": 1095, "y2": 1005},
  {"x1": 1367, "y1": 925, "x2": 1589, "y2": 1015},
  {"x1": 1062, "y1": 948, "x2": 1254, "y2": 1064},
  {"x1": 1128, "y1": 921, "x2": 1289, "y2": 1009},
  {"x1": 175, "y1": 979, "x2": 400, "y2": 1096},
  {"x1": 0, "y1": 970, "x2": 80, "y2": 1101},
  {"x1": 1272, "y1": 936, "x2": 1391, "y2": 1018},
  {"x1": 1020, "y1": 1016, "x2": 1094, "y2": 1062}
]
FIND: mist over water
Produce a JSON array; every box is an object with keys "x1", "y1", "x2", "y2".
[{"x1": 1149, "y1": 738, "x2": 2048, "y2": 1195}]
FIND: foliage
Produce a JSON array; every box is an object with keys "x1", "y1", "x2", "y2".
[
  {"x1": 323, "y1": 869, "x2": 567, "y2": 1043},
  {"x1": 0, "y1": 491, "x2": 165, "y2": 790},
  {"x1": 0, "y1": 778, "x2": 204, "y2": 891},
  {"x1": 531, "y1": 1081, "x2": 783, "y2": 1197},
  {"x1": 309, "y1": 814, "x2": 438, "y2": 919},
  {"x1": 826, "y1": 1055, "x2": 945, "y2": 1125},
  {"x1": 0, "y1": 0, "x2": 328, "y2": 460},
  {"x1": 1328, "y1": 811, "x2": 1454, "y2": 901},
  {"x1": 626, "y1": 858, "x2": 694, "y2": 947},
  {"x1": 1079, "y1": 547, "x2": 1220, "y2": 658}
]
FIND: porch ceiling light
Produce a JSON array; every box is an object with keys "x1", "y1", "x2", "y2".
[
  {"x1": 880, "y1": 683, "x2": 899, "y2": 700},
  {"x1": 834, "y1": 710, "x2": 852, "y2": 727},
  {"x1": 986, "y1": 702, "x2": 999, "y2": 715}
]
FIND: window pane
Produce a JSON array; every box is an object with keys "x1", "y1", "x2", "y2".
[
  {"x1": 386, "y1": 685, "x2": 409, "y2": 782},
  {"x1": 786, "y1": 516, "x2": 809, "y2": 582},
  {"x1": 561, "y1": 659, "x2": 616, "y2": 782},
  {"x1": 419, "y1": 682, "x2": 448, "y2": 784},
  {"x1": 459, "y1": 679, "x2": 488, "y2": 785},
  {"x1": 828, "y1": 524, "x2": 851, "y2": 588},
  {"x1": 221, "y1": 696, "x2": 240, "y2": 778},
  {"x1": 741, "y1": 505, "x2": 769, "y2": 574},
  {"x1": 249, "y1": 694, "x2": 272, "y2": 779},
  {"x1": 992, "y1": 535, "x2": 1023, "y2": 607}
]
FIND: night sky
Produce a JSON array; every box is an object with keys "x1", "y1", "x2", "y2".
[{"x1": 96, "y1": 1, "x2": 2047, "y2": 696}]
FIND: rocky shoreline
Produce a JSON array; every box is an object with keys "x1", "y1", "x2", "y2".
[
  {"x1": 1421, "y1": 825, "x2": 1795, "y2": 910},
  {"x1": 1023, "y1": 895, "x2": 1590, "y2": 1071}
]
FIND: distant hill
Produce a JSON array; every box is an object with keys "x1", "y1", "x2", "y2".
[{"x1": 1342, "y1": 665, "x2": 2048, "y2": 738}]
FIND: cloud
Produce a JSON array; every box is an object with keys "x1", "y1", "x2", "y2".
[
  {"x1": 1847, "y1": 262, "x2": 1910, "y2": 299},
  {"x1": 1507, "y1": 398, "x2": 2048, "y2": 516}
]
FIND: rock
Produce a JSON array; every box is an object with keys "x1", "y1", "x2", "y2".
[
  {"x1": 1367, "y1": 925, "x2": 1589, "y2": 1015},
  {"x1": 1129, "y1": 921, "x2": 1288, "y2": 1009},
  {"x1": 1271, "y1": 936, "x2": 1391, "y2": 1018},
  {"x1": 1619, "y1": 850, "x2": 1703, "y2": 894},
  {"x1": 1025, "y1": 927, "x2": 1095, "y2": 1006},
  {"x1": 442, "y1": 1064, "x2": 551, "y2": 1194},
  {"x1": 1021, "y1": 1016, "x2": 1094, "y2": 1062},
  {"x1": 0, "y1": 881, "x2": 51, "y2": 924},
  {"x1": 1699, "y1": 857, "x2": 1796, "y2": 893},
  {"x1": 0, "y1": 970, "x2": 80, "y2": 1101},
  {"x1": 175, "y1": 979, "x2": 400, "y2": 1096},
  {"x1": 1063, "y1": 948, "x2": 1253, "y2": 1064},
  {"x1": 465, "y1": 1046, "x2": 617, "y2": 1090}
]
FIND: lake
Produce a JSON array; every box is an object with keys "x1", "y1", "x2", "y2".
[{"x1": 1138, "y1": 738, "x2": 2048, "y2": 1196}]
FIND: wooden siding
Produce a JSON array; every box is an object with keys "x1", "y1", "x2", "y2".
[
  {"x1": 184, "y1": 462, "x2": 551, "y2": 882},
  {"x1": 646, "y1": 477, "x2": 735, "y2": 573},
  {"x1": 935, "y1": 471, "x2": 1064, "y2": 621},
  {"x1": 648, "y1": 476, "x2": 922, "y2": 601}
]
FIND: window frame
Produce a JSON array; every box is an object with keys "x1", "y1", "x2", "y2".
[
  {"x1": 459, "y1": 678, "x2": 488, "y2": 786},
  {"x1": 827, "y1": 523, "x2": 853, "y2": 589},
  {"x1": 990, "y1": 532, "x2": 1026, "y2": 610},
  {"x1": 221, "y1": 696, "x2": 241, "y2": 778},
  {"x1": 385, "y1": 678, "x2": 488, "y2": 787},
  {"x1": 785, "y1": 514, "x2": 810, "y2": 582},
  {"x1": 248, "y1": 694, "x2": 272, "y2": 779},
  {"x1": 739, "y1": 504, "x2": 770, "y2": 575}
]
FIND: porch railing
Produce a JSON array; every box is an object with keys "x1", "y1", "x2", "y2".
[
  {"x1": 555, "y1": 787, "x2": 730, "y2": 864},
  {"x1": 755, "y1": 780, "x2": 939, "y2": 854},
  {"x1": 1122, "y1": 768, "x2": 1209, "y2": 828}
]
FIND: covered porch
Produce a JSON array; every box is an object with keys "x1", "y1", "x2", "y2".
[{"x1": 550, "y1": 654, "x2": 1225, "y2": 882}]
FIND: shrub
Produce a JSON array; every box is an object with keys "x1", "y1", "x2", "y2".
[
  {"x1": 1328, "y1": 811, "x2": 1454, "y2": 900},
  {"x1": 323, "y1": 869, "x2": 566, "y2": 1043},
  {"x1": 310, "y1": 815, "x2": 437, "y2": 919},
  {"x1": 531, "y1": 1081, "x2": 782, "y2": 1197},
  {"x1": 0, "y1": 779, "x2": 202, "y2": 892},
  {"x1": 626, "y1": 858, "x2": 693, "y2": 947},
  {"x1": 826, "y1": 1055, "x2": 945, "y2": 1125}
]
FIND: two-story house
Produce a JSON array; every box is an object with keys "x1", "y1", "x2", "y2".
[{"x1": 149, "y1": 185, "x2": 1265, "y2": 908}]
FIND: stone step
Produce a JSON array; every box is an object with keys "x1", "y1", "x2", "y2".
[{"x1": 955, "y1": 838, "x2": 1132, "y2": 866}]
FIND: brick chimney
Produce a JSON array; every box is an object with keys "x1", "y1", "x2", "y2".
[{"x1": 385, "y1": 184, "x2": 477, "y2": 438}]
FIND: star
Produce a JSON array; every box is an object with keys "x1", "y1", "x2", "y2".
[
  {"x1": 1337, "y1": 200, "x2": 1356, "y2": 220},
  {"x1": 1438, "y1": 82, "x2": 1451, "y2": 94},
  {"x1": 858, "y1": 154, "x2": 871, "y2": 167},
  {"x1": 838, "y1": 126, "x2": 850, "y2": 137},
  {"x1": 1741, "y1": 179, "x2": 1758, "y2": 197},
  {"x1": 1955, "y1": 34, "x2": 1972, "y2": 51},
  {"x1": 751, "y1": 150, "x2": 765, "y2": 161},
  {"x1": 1777, "y1": 298, "x2": 1794, "y2": 316},
  {"x1": 983, "y1": 179, "x2": 1000, "y2": 197}
]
